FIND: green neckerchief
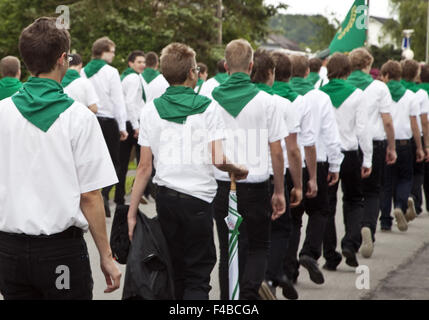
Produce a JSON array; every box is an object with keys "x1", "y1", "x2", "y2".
[
  {"x1": 401, "y1": 79, "x2": 420, "y2": 93},
  {"x1": 214, "y1": 72, "x2": 229, "y2": 85},
  {"x1": 255, "y1": 82, "x2": 274, "y2": 95},
  {"x1": 0, "y1": 77, "x2": 22, "y2": 100},
  {"x1": 307, "y1": 72, "x2": 321, "y2": 86},
  {"x1": 121, "y1": 67, "x2": 146, "y2": 102},
  {"x1": 347, "y1": 70, "x2": 374, "y2": 91},
  {"x1": 272, "y1": 81, "x2": 298, "y2": 102},
  {"x1": 142, "y1": 68, "x2": 160, "y2": 84},
  {"x1": 289, "y1": 77, "x2": 314, "y2": 95},
  {"x1": 153, "y1": 86, "x2": 211, "y2": 124},
  {"x1": 212, "y1": 72, "x2": 260, "y2": 118},
  {"x1": 12, "y1": 77, "x2": 74, "y2": 132},
  {"x1": 320, "y1": 78, "x2": 357, "y2": 108},
  {"x1": 61, "y1": 69, "x2": 81, "y2": 88},
  {"x1": 419, "y1": 82, "x2": 429, "y2": 97},
  {"x1": 83, "y1": 59, "x2": 107, "y2": 78},
  {"x1": 386, "y1": 80, "x2": 407, "y2": 102}
]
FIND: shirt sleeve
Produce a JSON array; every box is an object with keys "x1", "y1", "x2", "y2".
[
  {"x1": 409, "y1": 91, "x2": 420, "y2": 116},
  {"x1": 205, "y1": 101, "x2": 226, "y2": 142},
  {"x1": 276, "y1": 95, "x2": 300, "y2": 134},
  {"x1": 295, "y1": 97, "x2": 316, "y2": 147},
  {"x1": 378, "y1": 82, "x2": 392, "y2": 114},
  {"x1": 417, "y1": 89, "x2": 429, "y2": 114},
  {"x1": 123, "y1": 75, "x2": 142, "y2": 130},
  {"x1": 138, "y1": 106, "x2": 151, "y2": 147},
  {"x1": 71, "y1": 107, "x2": 118, "y2": 193},
  {"x1": 84, "y1": 79, "x2": 99, "y2": 107},
  {"x1": 110, "y1": 68, "x2": 128, "y2": 132},
  {"x1": 267, "y1": 94, "x2": 289, "y2": 143},
  {"x1": 354, "y1": 90, "x2": 373, "y2": 168}
]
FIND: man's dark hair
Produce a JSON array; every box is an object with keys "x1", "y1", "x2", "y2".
[
  {"x1": 327, "y1": 53, "x2": 351, "y2": 80},
  {"x1": 127, "y1": 50, "x2": 145, "y2": 64},
  {"x1": 217, "y1": 58, "x2": 226, "y2": 73},
  {"x1": 145, "y1": 52, "x2": 159, "y2": 68},
  {"x1": 309, "y1": 58, "x2": 322, "y2": 73},
  {"x1": 251, "y1": 49, "x2": 274, "y2": 84},
  {"x1": 290, "y1": 55, "x2": 309, "y2": 78},
  {"x1": 19, "y1": 17, "x2": 70, "y2": 76},
  {"x1": 421, "y1": 64, "x2": 429, "y2": 83},
  {"x1": 271, "y1": 52, "x2": 292, "y2": 82},
  {"x1": 197, "y1": 62, "x2": 208, "y2": 74},
  {"x1": 381, "y1": 60, "x2": 402, "y2": 81},
  {"x1": 91, "y1": 36, "x2": 115, "y2": 58},
  {"x1": 401, "y1": 59, "x2": 420, "y2": 81},
  {"x1": 69, "y1": 53, "x2": 82, "y2": 67}
]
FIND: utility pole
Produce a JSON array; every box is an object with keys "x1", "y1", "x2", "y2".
[{"x1": 217, "y1": 0, "x2": 222, "y2": 45}]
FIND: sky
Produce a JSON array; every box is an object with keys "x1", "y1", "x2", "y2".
[{"x1": 265, "y1": 0, "x2": 396, "y2": 23}]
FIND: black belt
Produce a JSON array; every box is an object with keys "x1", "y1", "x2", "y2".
[
  {"x1": 97, "y1": 116, "x2": 115, "y2": 122},
  {"x1": 216, "y1": 179, "x2": 269, "y2": 189},
  {"x1": 396, "y1": 139, "x2": 411, "y2": 146},
  {"x1": 158, "y1": 186, "x2": 194, "y2": 199},
  {"x1": 373, "y1": 140, "x2": 386, "y2": 147},
  {"x1": 0, "y1": 226, "x2": 83, "y2": 240}
]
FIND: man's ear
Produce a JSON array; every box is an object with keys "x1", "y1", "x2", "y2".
[
  {"x1": 224, "y1": 62, "x2": 229, "y2": 74},
  {"x1": 305, "y1": 67, "x2": 310, "y2": 77},
  {"x1": 58, "y1": 52, "x2": 67, "y2": 67},
  {"x1": 248, "y1": 61, "x2": 254, "y2": 73}
]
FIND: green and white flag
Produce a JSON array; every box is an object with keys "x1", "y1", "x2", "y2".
[
  {"x1": 329, "y1": 0, "x2": 368, "y2": 53},
  {"x1": 225, "y1": 181, "x2": 243, "y2": 300}
]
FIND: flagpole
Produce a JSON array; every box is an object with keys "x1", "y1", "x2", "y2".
[{"x1": 366, "y1": 0, "x2": 370, "y2": 47}]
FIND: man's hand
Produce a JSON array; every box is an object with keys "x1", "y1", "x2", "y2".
[
  {"x1": 386, "y1": 147, "x2": 397, "y2": 165},
  {"x1": 306, "y1": 178, "x2": 318, "y2": 199},
  {"x1": 271, "y1": 192, "x2": 286, "y2": 221},
  {"x1": 133, "y1": 129, "x2": 139, "y2": 139},
  {"x1": 232, "y1": 165, "x2": 249, "y2": 181},
  {"x1": 424, "y1": 148, "x2": 429, "y2": 162},
  {"x1": 416, "y1": 147, "x2": 425, "y2": 163},
  {"x1": 120, "y1": 130, "x2": 128, "y2": 141},
  {"x1": 327, "y1": 171, "x2": 339, "y2": 186},
  {"x1": 128, "y1": 210, "x2": 137, "y2": 241},
  {"x1": 361, "y1": 167, "x2": 372, "y2": 179},
  {"x1": 289, "y1": 187, "x2": 302, "y2": 208},
  {"x1": 100, "y1": 255, "x2": 122, "y2": 293}
]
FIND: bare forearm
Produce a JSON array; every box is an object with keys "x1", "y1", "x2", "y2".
[
  {"x1": 421, "y1": 114, "x2": 429, "y2": 148},
  {"x1": 304, "y1": 145, "x2": 317, "y2": 181},
  {"x1": 80, "y1": 191, "x2": 112, "y2": 260},
  {"x1": 383, "y1": 117, "x2": 395, "y2": 150},
  {"x1": 286, "y1": 139, "x2": 302, "y2": 190},
  {"x1": 128, "y1": 166, "x2": 152, "y2": 218},
  {"x1": 411, "y1": 117, "x2": 423, "y2": 149},
  {"x1": 88, "y1": 104, "x2": 98, "y2": 114},
  {"x1": 271, "y1": 152, "x2": 285, "y2": 194}
]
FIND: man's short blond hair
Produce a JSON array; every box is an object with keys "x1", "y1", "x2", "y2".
[
  {"x1": 225, "y1": 39, "x2": 253, "y2": 71},
  {"x1": 290, "y1": 55, "x2": 309, "y2": 78},
  {"x1": 0, "y1": 56, "x2": 21, "y2": 77},
  {"x1": 349, "y1": 48, "x2": 374, "y2": 71},
  {"x1": 160, "y1": 42, "x2": 196, "y2": 85}
]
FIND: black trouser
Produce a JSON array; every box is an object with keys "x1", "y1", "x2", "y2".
[
  {"x1": 0, "y1": 227, "x2": 93, "y2": 300},
  {"x1": 156, "y1": 187, "x2": 216, "y2": 300},
  {"x1": 424, "y1": 160, "x2": 429, "y2": 211},
  {"x1": 380, "y1": 140, "x2": 414, "y2": 228},
  {"x1": 362, "y1": 141, "x2": 386, "y2": 241},
  {"x1": 266, "y1": 174, "x2": 291, "y2": 285},
  {"x1": 411, "y1": 136, "x2": 425, "y2": 214},
  {"x1": 114, "y1": 121, "x2": 140, "y2": 205},
  {"x1": 324, "y1": 151, "x2": 363, "y2": 260},
  {"x1": 284, "y1": 162, "x2": 330, "y2": 281},
  {"x1": 98, "y1": 117, "x2": 120, "y2": 200},
  {"x1": 214, "y1": 180, "x2": 271, "y2": 300}
]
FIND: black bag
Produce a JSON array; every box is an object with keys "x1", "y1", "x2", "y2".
[
  {"x1": 122, "y1": 209, "x2": 175, "y2": 300},
  {"x1": 110, "y1": 205, "x2": 131, "y2": 264}
]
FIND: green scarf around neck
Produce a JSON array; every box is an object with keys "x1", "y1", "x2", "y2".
[
  {"x1": 61, "y1": 69, "x2": 81, "y2": 88},
  {"x1": 419, "y1": 82, "x2": 429, "y2": 97},
  {"x1": 12, "y1": 77, "x2": 74, "y2": 132},
  {"x1": 386, "y1": 80, "x2": 407, "y2": 102},
  {"x1": 142, "y1": 68, "x2": 160, "y2": 84},
  {"x1": 320, "y1": 78, "x2": 357, "y2": 108},
  {"x1": 347, "y1": 70, "x2": 374, "y2": 91},
  {"x1": 121, "y1": 67, "x2": 146, "y2": 102},
  {"x1": 289, "y1": 77, "x2": 314, "y2": 95},
  {"x1": 84, "y1": 59, "x2": 107, "y2": 78},
  {"x1": 153, "y1": 86, "x2": 211, "y2": 124},
  {"x1": 0, "y1": 77, "x2": 22, "y2": 100},
  {"x1": 255, "y1": 82, "x2": 274, "y2": 95},
  {"x1": 307, "y1": 72, "x2": 321, "y2": 86},
  {"x1": 272, "y1": 81, "x2": 298, "y2": 102},
  {"x1": 212, "y1": 72, "x2": 260, "y2": 118},
  {"x1": 214, "y1": 72, "x2": 229, "y2": 85},
  {"x1": 401, "y1": 79, "x2": 420, "y2": 93}
]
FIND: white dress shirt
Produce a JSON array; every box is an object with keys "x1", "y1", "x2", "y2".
[
  {"x1": 332, "y1": 89, "x2": 373, "y2": 168},
  {"x1": 81, "y1": 64, "x2": 127, "y2": 131},
  {"x1": 304, "y1": 89, "x2": 344, "y2": 172},
  {"x1": 214, "y1": 91, "x2": 289, "y2": 183},
  {"x1": 199, "y1": 77, "x2": 222, "y2": 100},
  {"x1": 141, "y1": 73, "x2": 169, "y2": 103},
  {"x1": 64, "y1": 77, "x2": 99, "y2": 108},
  {"x1": 0, "y1": 99, "x2": 118, "y2": 235},
  {"x1": 122, "y1": 73, "x2": 145, "y2": 130},
  {"x1": 413, "y1": 89, "x2": 429, "y2": 135},
  {"x1": 391, "y1": 90, "x2": 420, "y2": 140},
  {"x1": 138, "y1": 100, "x2": 225, "y2": 203}
]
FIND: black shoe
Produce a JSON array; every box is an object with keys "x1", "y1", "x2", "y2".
[
  {"x1": 104, "y1": 197, "x2": 111, "y2": 218},
  {"x1": 342, "y1": 248, "x2": 359, "y2": 267},
  {"x1": 299, "y1": 255, "x2": 325, "y2": 284},
  {"x1": 278, "y1": 275, "x2": 298, "y2": 300},
  {"x1": 322, "y1": 252, "x2": 342, "y2": 271}
]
